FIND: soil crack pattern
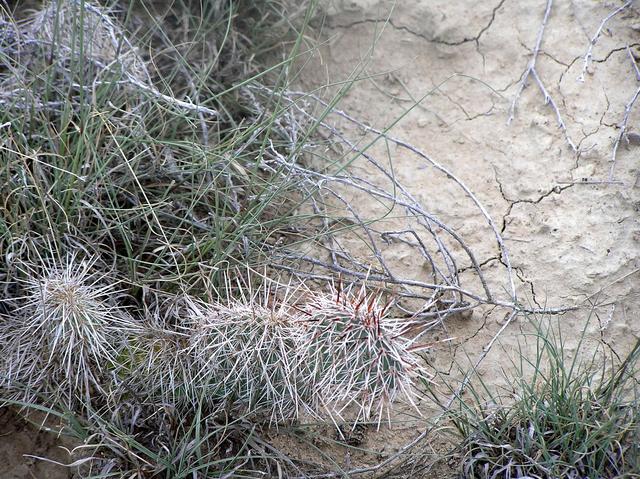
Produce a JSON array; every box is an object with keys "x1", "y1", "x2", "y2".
[{"x1": 326, "y1": 0, "x2": 506, "y2": 47}]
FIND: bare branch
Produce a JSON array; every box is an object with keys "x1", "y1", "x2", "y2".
[
  {"x1": 609, "y1": 56, "x2": 640, "y2": 180},
  {"x1": 507, "y1": 0, "x2": 577, "y2": 151},
  {"x1": 578, "y1": 0, "x2": 634, "y2": 83}
]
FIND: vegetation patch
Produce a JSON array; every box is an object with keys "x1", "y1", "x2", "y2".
[{"x1": 451, "y1": 320, "x2": 640, "y2": 479}]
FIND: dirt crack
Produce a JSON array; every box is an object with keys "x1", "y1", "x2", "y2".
[
  {"x1": 515, "y1": 266, "x2": 542, "y2": 308},
  {"x1": 593, "y1": 43, "x2": 640, "y2": 65},
  {"x1": 457, "y1": 256, "x2": 500, "y2": 274},
  {"x1": 475, "y1": 0, "x2": 507, "y2": 43},
  {"x1": 327, "y1": 0, "x2": 506, "y2": 47},
  {"x1": 494, "y1": 172, "x2": 574, "y2": 234},
  {"x1": 327, "y1": 18, "x2": 464, "y2": 46}
]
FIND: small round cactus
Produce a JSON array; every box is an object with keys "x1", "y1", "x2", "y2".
[
  {"x1": 304, "y1": 282, "x2": 429, "y2": 424},
  {"x1": 0, "y1": 255, "x2": 140, "y2": 407},
  {"x1": 122, "y1": 322, "x2": 200, "y2": 407},
  {"x1": 187, "y1": 286, "x2": 313, "y2": 424}
]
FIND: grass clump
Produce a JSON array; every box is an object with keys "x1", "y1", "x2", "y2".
[
  {"x1": 0, "y1": 0, "x2": 316, "y2": 299},
  {"x1": 451, "y1": 319, "x2": 640, "y2": 479}
]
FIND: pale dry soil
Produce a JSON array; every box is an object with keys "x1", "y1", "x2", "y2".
[
  {"x1": 283, "y1": 0, "x2": 640, "y2": 475},
  {"x1": 4, "y1": 0, "x2": 640, "y2": 477}
]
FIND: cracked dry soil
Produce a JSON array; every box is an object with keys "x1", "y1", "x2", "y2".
[
  {"x1": 283, "y1": 0, "x2": 640, "y2": 474},
  {"x1": 311, "y1": 0, "x2": 640, "y2": 359}
]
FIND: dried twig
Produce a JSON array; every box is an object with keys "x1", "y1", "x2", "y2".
[
  {"x1": 250, "y1": 85, "x2": 578, "y2": 323},
  {"x1": 577, "y1": 0, "x2": 635, "y2": 83},
  {"x1": 609, "y1": 47, "x2": 640, "y2": 180},
  {"x1": 628, "y1": 45, "x2": 640, "y2": 80},
  {"x1": 508, "y1": 0, "x2": 577, "y2": 151}
]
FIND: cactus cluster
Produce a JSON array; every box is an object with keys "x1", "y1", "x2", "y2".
[
  {"x1": 305, "y1": 283, "x2": 427, "y2": 424},
  {"x1": 188, "y1": 296, "x2": 313, "y2": 423},
  {"x1": 172, "y1": 281, "x2": 429, "y2": 424},
  {"x1": 0, "y1": 261, "x2": 430, "y2": 425}
]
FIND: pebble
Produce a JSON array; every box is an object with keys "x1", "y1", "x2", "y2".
[{"x1": 496, "y1": 312, "x2": 512, "y2": 325}]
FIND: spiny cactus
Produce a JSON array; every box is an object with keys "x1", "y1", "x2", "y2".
[
  {"x1": 304, "y1": 282, "x2": 430, "y2": 425},
  {"x1": 187, "y1": 286, "x2": 314, "y2": 424},
  {"x1": 123, "y1": 322, "x2": 200, "y2": 407},
  {"x1": 0, "y1": 255, "x2": 140, "y2": 407},
  {"x1": 99, "y1": 277, "x2": 432, "y2": 427}
]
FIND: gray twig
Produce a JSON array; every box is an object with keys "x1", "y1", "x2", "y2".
[
  {"x1": 507, "y1": 0, "x2": 577, "y2": 151},
  {"x1": 577, "y1": 0, "x2": 634, "y2": 83},
  {"x1": 609, "y1": 50, "x2": 640, "y2": 180}
]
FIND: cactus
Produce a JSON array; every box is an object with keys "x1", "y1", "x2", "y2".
[
  {"x1": 0, "y1": 255, "x2": 140, "y2": 407},
  {"x1": 122, "y1": 322, "x2": 200, "y2": 407},
  {"x1": 187, "y1": 285, "x2": 313, "y2": 424},
  {"x1": 304, "y1": 282, "x2": 429, "y2": 425},
  {"x1": 108, "y1": 279, "x2": 431, "y2": 427}
]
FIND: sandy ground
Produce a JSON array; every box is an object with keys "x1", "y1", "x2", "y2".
[
  {"x1": 3, "y1": 0, "x2": 640, "y2": 477},
  {"x1": 309, "y1": 0, "x2": 640, "y2": 367},
  {"x1": 314, "y1": 0, "x2": 640, "y2": 305},
  {"x1": 288, "y1": 0, "x2": 640, "y2": 475},
  {"x1": 0, "y1": 408, "x2": 75, "y2": 479}
]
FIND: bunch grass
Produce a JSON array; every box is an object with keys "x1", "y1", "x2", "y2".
[
  {"x1": 450, "y1": 318, "x2": 640, "y2": 479},
  {"x1": 0, "y1": 0, "x2": 323, "y2": 301}
]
